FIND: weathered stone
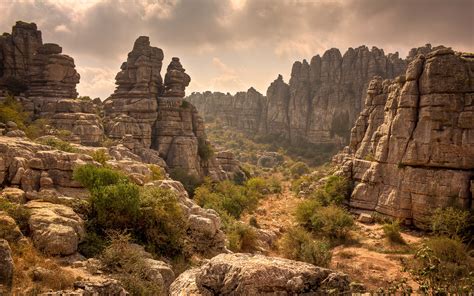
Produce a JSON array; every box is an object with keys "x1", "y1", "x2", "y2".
[
  {"x1": 26, "y1": 201, "x2": 85, "y2": 255},
  {"x1": 163, "y1": 57, "x2": 191, "y2": 97},
  {"x1": 0, "y1": 239, "x2": 13, "y2": 291},
  {"x1": 340, "y1": 50, "x2": 473, "y2": 228},
  {"x1": 0, "y1": 212, "x2": 23, "y2": 242},
  {"x1": 169, "y1": 253, "x2": 350, "y2": 295}
]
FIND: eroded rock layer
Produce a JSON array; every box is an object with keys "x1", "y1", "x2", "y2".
[
  {"x1": 337, "y1": 48, "x2": 474, "y2": 227},
  {"x1": 0, "y1": 21, "x2": 104, "y2": 146},
  {"x1": 104, "y1": 37, "x2": 236, "y2": 180},
  {"x1": 188, "y1": 46, "x2": 407, "y2": 146}
]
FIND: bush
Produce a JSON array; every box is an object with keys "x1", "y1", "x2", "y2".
[
  {"x1": 408, "y1": 237, "x2": 474, "y2": 294},
  {"x1": 73, "y1": 164, "x2": 127, "y2": 191},
  {"x1": 169, "y1": 168, "x2": 202, "y2": 196},
  {"x1": 90, "y1": 182, "x2": 141, "y2": 230},
  {"x1": 0, "y1": 199, "x2": 30, "y2": 235},
  {"x1": 25, "y1": 118, "x2": 50, "y2": 139},
  {"x1": 147, "y1": 165, "x2": 165, "y2": 181},
  {"x1": 0, "y1": 95, "x2": 29, "y2": 129},
  {"x1": 37, "y1": 137, "x2": 78, "y2": 153},
  {"x1": 89, "y1": 149, "x2": 110, "y2": 166},
  {"x1": 382, "y1": 220, "x2": 406, "y2": 245},
  {"x1": 197, "y1": 138, "x2": 214, "y2": 161},
  {"x1": 295, "y1": 198, "x2": 321, "y2": 229},
  {"x1": 78, "y1": 231, "x2": 107, "y2": 258},
  {"x1": 194, "y1": 180, "x2": 259, "y2": 219},
  {"x1": 227, "y1": 222, "x2": 258, "y2": 252},
  {"x1": 138, "y1": 186, "x2": 187, "y2": 257},
  {"x1": 309, "y1": 205, "x2": 354, "y2": 240},
  {"x1": 289, "y1": 162, "x2": 310, "y2": 177},
  {"x1": 101, "y1": 232, "x2": 163, "y2": 296},
  {"x1": 430, "y1": 207, "x2": 471, "y2": 240},
  {"x1": 249, "y1": 216, "x2": 259, "y2": 228},
  {"x1": 279, "y1": 227, "x2": 331, "y2": 267}
]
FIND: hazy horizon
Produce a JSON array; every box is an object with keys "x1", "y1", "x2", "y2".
[{"x1": 1, "y1": 0, "x2": 473, "y2": 99}]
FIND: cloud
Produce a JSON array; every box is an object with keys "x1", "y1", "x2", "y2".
[
  {"x1": 0, "y1": 0, "x2": 473, "y2": 98},
  {"x1": 210, "y1": 57, "x2": 245, "y2": 91}
]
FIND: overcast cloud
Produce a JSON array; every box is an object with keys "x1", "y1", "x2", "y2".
[{"x1": 1, "y1": 0, "x2": 473, "y2": 99}]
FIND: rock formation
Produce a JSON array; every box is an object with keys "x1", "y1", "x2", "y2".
[
  {"x1": 336, "y1": 48, "x2": 474, "y2": 228},
  {"x1": 0, "y1": 21, "x2": 104, "y2": 146},
  {"x1": 188, "y1": 46, "x2": 408, "y2": 147},
  {"x1": 105, "y1": 36, "x2": 239, "y2": 180},
  {"x1": 169, "y1": 253, "x2": 350, "y2": 295}
]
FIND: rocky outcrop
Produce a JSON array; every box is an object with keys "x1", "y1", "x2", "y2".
[
  {"x1": 26, "y1": 201, "x2": 85, "y2": 255},
  {"x1": 338, "y1": 49, "x2": 474, "y2": 227},
  {"x1": 169, "y1": 253, "x2": 350, "y2": 295},
  {"x1": 0, "y1": 21, "x2": 104, "y2": 146},
  {"x1": 104, "y1": 36, "x2": 240, "y2": 180},
  {"x1": 188, "y1": 46, "x2": 407, "y2": 147}
]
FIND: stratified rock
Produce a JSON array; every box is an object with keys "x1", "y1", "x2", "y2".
[
  {"x1": 104, "y1": 36, "x2": 163, "y2": 147},
  {"x1": 104, "y1": 36, "x2": 241, "y2": 180},
  {"x1": 188, "y1": 46, "x2": 407, "y2": 148},
  {"x1": 169, "y1": 253, "x2": 350, "y2": 295},
  {"x1": 339, "y1": 49, "x2": 474, "y2": 228},
  {"x1": 0, "y1": 239, "x2": 14, "y2": 291},
  {"x1": 163, "y1": 57, "x2": 191, "y2": 97},
  {"x1": 26, "y1": 200, "x2": 85, "y2": 255}
]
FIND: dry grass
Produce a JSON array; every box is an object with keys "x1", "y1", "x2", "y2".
[{"x1": 11, "y1": 240, "x2": 75, "y2": 294}]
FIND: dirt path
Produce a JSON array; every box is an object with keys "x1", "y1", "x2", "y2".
[{"x1": 243, "y1": 177, "x2": 300, "y2": 236}]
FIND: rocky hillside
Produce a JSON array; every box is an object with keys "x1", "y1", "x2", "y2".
[
  {"x1": 0, "y1": 21, "x2": 243, "y2": 181},
  {"x1": 334, "y1": 48, "x2": 474, "y2": 228}
]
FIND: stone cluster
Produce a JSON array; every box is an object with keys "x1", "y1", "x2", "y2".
[
  {"x1": 188, "y1": 46, "x2": 407, "y2": 147},
  {"x1": 336, "y1": 48, "x2": 474, "y2": 227},
  {"x1": 104, "y1": 36, "x2": 239, "y2": 180}
]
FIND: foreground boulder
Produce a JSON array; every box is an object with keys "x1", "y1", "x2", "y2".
[
  {"x1": 26, "y1": 201, "x2": 84, "y2": 255},
  {"x1": 169, "y1": 253, "x2": 350, "y2": 295}
]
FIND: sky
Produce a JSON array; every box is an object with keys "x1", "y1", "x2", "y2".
[{"x1": 1, "y1": 0, "x2": 473, "y2": 99}]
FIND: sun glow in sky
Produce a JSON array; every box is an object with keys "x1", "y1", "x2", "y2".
[{"x1": 1, "y1": 0, "x2": 473, "y2": 99}]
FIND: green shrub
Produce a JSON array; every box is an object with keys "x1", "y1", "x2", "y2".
[
  {"x1": 37, "y1": 137, "x2": 78, "y2": 153},
  {"x1": 227, "y1": 222, "x2": 258, "y2": 252},
  {"x1": 197, "y1": 138, "x2": 214, "y2": 161},
  {"x1": 147, "y1": 165, "x2": 165, "y2": 181},
  {"x1": 320, "y1": 175, "x2": 351, "y2": 205},
  {"x1": 295, "y1": 198, "x2": 321, "y2": 229},
  {"x1": 73, "y1": 164, "x2": 127, "y2": 191},
  {"x1": 90, "y1": 182, "x2": 141, "y2": 230},
  {"x1": 0, "y1": 95, "x2": 29, "y2": 129},
  {"x1": 101, "y1": 232, "x2": 163, "y2": 296},
  {"x1": 279, "y1": 227, "x2": 331, "y2": 267},
  {"x1": 169, "y1": 168, "x2": 202, "y2": 196},
  {"x1": 25, "y1": 118, "x2": 50, "y2": 139},
  {"x1": 289, "y1": 162, "x2": 310, "y2": 177},
  {"x1": 309, "y1": 205, "x2": 354, "y2": 240},
  {"x1": 89, "y1": 149, "x2": 110, "y2": 166},
  {"x1": 382, "y1": 220, "x2": 406, "y2": 245},
  {"x1": 408, "y1": 237, "x2": 474, "y2": 294},
  {"x1": 0, "y1": 199, "x2": 30, "y2": 235},
  {"x1": 194, "y1": 180, "x2": 259, "y2": 219},
  {"x1": 430, "y1": 207, "x2": 471, "y2": 240},
  {"x1": 78, "y1": 231, "x2": 107, "y2": 258},
  {"x1": 138, "y1": 186, "x2": 186, "y2": 257}
]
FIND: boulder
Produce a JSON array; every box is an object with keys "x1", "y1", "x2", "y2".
[
  {"x1": 0, "y1": 239, "x2": 13, "y2": 291},
  {"x1": 169, "y1": 253, "x2": 350, "y2": 295},
  {"x1": 26, "y1": 201, "x2": 84, "y2": 255},
  {"x1": 0, "y1": 212, "x2": 23, "y2": 242}
]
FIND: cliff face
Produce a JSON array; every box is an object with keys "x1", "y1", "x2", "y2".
[
  {"x1": 338, "y1": 48, "x2": 474, "y2": 227},
  {"x1": 188, "y1": 46, "x2": 406, "y2": 146}
]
